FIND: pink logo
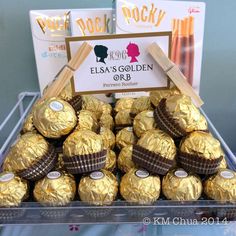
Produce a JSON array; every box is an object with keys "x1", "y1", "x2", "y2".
[
  {"x1": 188, "y1": 7, "x2": 200, "y2": 14},
  {"x1": 126, "y1": 42, "x2": 140, "y2": 63}
]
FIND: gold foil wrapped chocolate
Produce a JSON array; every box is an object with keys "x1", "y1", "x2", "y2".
[
  {"x1": 3, "y1": 133, "x2": 49, "y2": 172},
  {"x1": 116, "y1": 127, "x2": 137, "y2": 149},
  {"x1": 78, "y1": 169, "x2": 118, "y2": 205},
  {"x1": 204, "y1": 169, "x2": 236, "y2": 202},
  {"x1": 118, "y1": 145, "x2": 137, "y2": 173},
  {"x1": 219, "y1": 156, "x2": 227, "y2": 169},
  {"x1": 75, "y1": 110, "x2": 98, "y2": 132},
  {"x1": 165, "y1": 94, "x2": 207, "y2": 133},
  {"x1": 22, "y1": 113, "x2": 36, "y2": 134},
  {"x1": 33, "y1": 97, "x2": 77, "y2": 138},
  {"x1": 34, "y1": 171, "x2": 76, "y2": 206},
  {"x1": 101, "y1": 103, "x2": 112, "y2": 115},
  {"x1": 162, "y1": 168, "x2": 202, "y2": 201},
  {"x1": 114, "y1": 97, "x2": 135, "y2": 113},
  {"x1": 63, "y1": 130, "x2": 103, "y2": 156},
  {"x1": 133, "y1": 110, "x2": 157, "y2": 137},
  {"x1": 150, "y1": 87, "x2": 180, "y2": 107},
  {"x1": 130, "y1": 96, "x2": 153, "y2": 115},
  {"x1": 137, "y1": 129, "x2": 176, "y2": 160},
  {"x1": 0, "y1": 172, "x2": 28, "y2": 207},
  {"x1": 180, "y1": 131, "x2": 223, "y2": 159},
  {"x1": 100, "y1": 127, "x2": 115, "y2": 150},
  {"x1": 115, "y1": 109, "x2": 132, "y2": 127},
  {"x1": 58, "y1": 82, "x2": 73, "y2": 101},
  {"x1": 55, "y1": 153, "x2": 65, "y2": 170},
  {"x1": 104, "y1": 149, "x2": 116, "y2": 172},
  {"x1": 120, "y1": 168, "x2": 160, "y2": 204},
  {"x1": 99, "y1": 113, "x2": 114, "y2": 130}
]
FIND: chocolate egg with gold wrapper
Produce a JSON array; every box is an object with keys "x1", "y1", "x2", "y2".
[
  {"x1": 114, "y1": 97, "x2": 135, "y2": 113},
  {"x1": 33, "y1": 97, "x2": 77, "y2": 139},
  {"x1": 3, "y1": 133, "x2": 57, "y2": 181},
  {"x1": 104, "y1": 149, "x2": 116, "y2": 172},
  {"x1": 78, "y1": 169, "x2": 118, "y2": 205},
  {"x1": 100, "y1": 127, "x2": 115, "y2": 150},
  {"x1": 162, "y1": 168, "x2": 202, "y2": 200},
  {"x1": 116, "y1": 127, "x2": 137, "y2": 149}
]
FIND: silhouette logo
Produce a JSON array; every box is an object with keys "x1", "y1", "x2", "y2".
[
  {"x1": 126, "y1": 42, "x2": 140, "y2": 63},
  {"x1": 94, "y1": 45, "x2": 108, "y2": 64}
]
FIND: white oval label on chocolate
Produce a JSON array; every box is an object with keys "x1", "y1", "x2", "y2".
[
  {"x1": 220, "y1": 170, "x2": 234, "y2": 179},
  {"x1": 175, "y1": 170, "x2": 188, "y2": 178},
  {"x1": 49, "y1": 101, "x2": 64, "y2": 112},
  {"x1": 135, "y1": 169, "x2": 149, "y2": 178},
  {"x1": 0, "y1": 173, "x2": 15, "y2": 182},
  {"x1": 127, "y1": 127, "x2": 133, "y2": 132},
  {"x1": 90, "y1": 171, "x2": 104, "y2": 180},
  {"x1": 47, "y1": 171, "x2": 61, "y2": 179},
  {"x1": 100, "y1": 127, "x2": 105, "y2": 133},
  {"x1": 147, "y1": 111, "x2": 154, "y2": 118}
]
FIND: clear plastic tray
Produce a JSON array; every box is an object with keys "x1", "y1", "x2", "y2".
[{"x1": 0, "y1": 92, "x2": 235, "y2": 225}]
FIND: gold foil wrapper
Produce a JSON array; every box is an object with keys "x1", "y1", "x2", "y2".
[
  {"x1": 162, "y1": 168, "x2": 202, "y2": 201},
  {"x1": 101, "y1": 103, "x2": 112, "y2": 115},
  {"x1": 78, "y1": 169, "x2": 118, "y2": 205},
  {"x1": 104, "y1": 149, "x2": 116, "y2": 172},
  {"x1": 120, "y1": 168, "x2": 161, "y2": 204},
  {"x1": 204, "y1": 169, "x2": 236, "y2": 202},
  {"x1": 219, "y1": 156, "x2": 227, "y2": 169},
  {"x1": 115, "y1": 109, "x2": 132, "y2": 126},
  {"x1": 3, "y1": 133, "x2": 49, "y2": 172},
  {"x1": 55, "y1": 153, "x2": 65, "y2": 170},
  {"x1": 116, "y1": 127, "x2": 137, "y2": 149},
  {"x1": 180, "y1": 131, "x2": 224, "y2": 160},
  {"x1": 99, "y1": 113, "x2": 114, "y2": 130},
  {"x1": 75, "y1": 110, "x2": 99, "y2": 132},
  {"x1": 133, "y1": 110, "x2": 157, "y2": 137},
  {"x1": 150, "y1": 87, "x2": 180, "y2": 107},
  {"x1": 114, "y1": 97, "x2": 135, "y2": 113},
  {"x1": 118, "y1": 145, "x2": 137, "y2": 173},
  {"x1": 100, "y1": 127, "x2": 115, "y2": 150},
  {"x1": 131, "y1": 96, "x2": 153, "y2": 115},
  {"x1": 33, "y1": 97, "x2": 77, "y2": 138},
  {"x1": 0, "y1": 172, "x2": 28, "y2": 207},
  {"x1": 63, "y1": 130, "x2": 103, "y2": 156},
  {"x1": 22, "y1": 113, "x2": 36, "y2": 134},
  {"x1": 58, "y1": 82, "x2": 73, "y2": 101},
  {"x1": 137, "y1": 129, "x2": 176, "y2": 160},
  {"x1": 165, "y1": 94, "x2": 207, "y2": 133},
  {"x1": 34, "y1": 171, "x2": 76, "y2": 206}
]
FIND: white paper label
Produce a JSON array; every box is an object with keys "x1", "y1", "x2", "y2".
[
  {"x1": 135, "y1": 169, "x2": 149, "y2": 178},
  {"x1": 220, "y1": 170, "x2": 234, "y2": 179},
  {"x1": 127, "y1": 127, "x2": 133, "y2": 132},
  {"x1": 147, "y1": 111, "x2": 154, "y2": 118},
  {"x1": 49, "y1": 101, "x2": 64, "y2": 111},
  {"x1": 90, "y1": 171, "x2": 104, "y2": 180},
  {"x1": 175, "y1": 170, "x2": 188, "y2": 178},
  {"x1": 47, "y1": 171, "x2": 61, "y2": 179},
  {"x1": 0, "y1": 173, "x2": 15, "y2": 182}
]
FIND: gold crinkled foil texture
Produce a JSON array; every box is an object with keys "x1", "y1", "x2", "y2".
[
  {"x1": 162, "y1": 168, "x2": 202, "y2": 201},
  {"x1": 150, "y1": 87, "x2": 180, "y2": 107},
  {"x1": 58, "y1": 82, "x2": 73, "y2": 101},
  {"x1": 75, "y1": 110, "x2": 98, "y2": 132},
  {"x1": 63, "y1": 130, "x2": 103, "y2": 156},
  {"x1": 33, "y1": 97, "x2": 77, "y2": 138},
  {"x1": 131, "y1": 96, "x2": 153, "y2": 115},
  {"x1": 115, "y1": 109, "x2": 132, "y2": 126},
  {"x1": 180, "y1": 131, "x2": 224, "y2": 159},
  {"x1": 114, "y1": 97, "x2": 135, "y2": 113},
  {"x1": 0, "y1": 172, "x2": 28, "y2": 207},
  {"x1": 101, "y1": 103, "x2": 112, "y2": 115},
  {"x1": 33, "y1": 171, "x2": 76, "y2": 206},
  {"x1": 133, "y1": 110, "x2": 157, "y2": 137},
  {"x1": 137, "y1": 129, "x2": 176, "y2": 160},
  {"x1": 118, "y1": 145, "x2": 137, "y2": 173},
  {"x1": 104, "y1": 149, "x2": 116, "y2": 172},
  {"x1": 22, "y1": 112, "x2": 36, "y2": 134},
  {"x1": 165, "y1": 94, "x2": 208, "y2": 132},
  {"x1": 3, "y1": 133, "x2": 49, "y2": 172},
  {"x1": 99, "y1": 113, "x2": 114, "y2": 130},
  {"x1": 116, "y1": 127, "x2": 137, "y2": 149},
  {"x1": 120, "y1": 168, "x2": 161, "y2": 204},
  {"x1": 100, "y1": 127, "x2": 115, "y2": 150},
  {"x1": 204, "y1": 169, "x2": 236, "y2": 202},
  {"x1": 219, "y1": 156, "x2": 227, "y2": 169},
  {"x1": 78, "y1": 169, "x2": 118, "y2": 205}
]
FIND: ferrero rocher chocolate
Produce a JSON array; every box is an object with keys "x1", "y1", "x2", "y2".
[
  {"x1": 104, "y1": 149, "x2": 116, "y2": 172},
  {"x1": 120, "y1": 168, "x2": 160, "y2": 204},
  {"x1": 150, "y1": 87, "x2": 180, "y2": 107},
  {"x1": 115, "y1": 109, "x2": 132, "y2": 127},
  {"x1": 116, "y1": 127, "x2": 137, "y2": 149},
  {"x1": 78, "y1": 169, "x2": 118, "y2": 205},
  {"x1": 99, "y1": 113, "x2": 114, "y2": 130},
  {"x1": 58, "y1": 82, "x2": 73, "y2": 101},
  {"x1": 63, "y1": 130, "x2": 103, "y2": 156},
  {"x1": 204, "y1": 169, "x2": 236, "y2": 202},
  {"x1": 0, "y1": 172, "x2": 28, "y2": 207},
  {"x1": 101, "y1": 103, "x2": 112, "y2": 115},
  {"x1": 130, "y1": 96, "x2": 153, "y2": 116},
  {"x1": 114, "y1": 97, "x2": 135, "y2": 113},
  {"x1": 22, "y1": 113, "x2": 36, "y2": 134},
  {"x1": 75, "y1": 110, "x2": 98, "y2": 132},
  {"x1": 100, "y1": 127, "x2": 115, "y2": 150},
  {"x1": 162, "y1": 168, "x2": 202, "y2": 201},
  {"x1": 219, "y1": 156, "x2": 227, "y2": 169},
  {"x1": 133, "y1": 110, "x2": 157, "y2": 137},
  {"x1": 34, "y1": 171, "x2": 76, "y2": 206},
  {"x1": 33, "y1": 97, "x2": 77, "y2": 138},
  {"x1": 118, "y1": 145, "x2": 137, "y2": 173}
]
